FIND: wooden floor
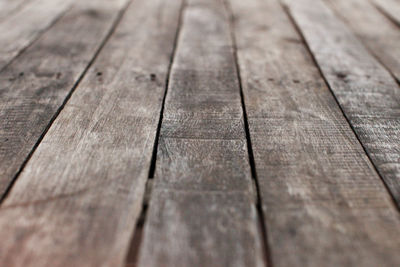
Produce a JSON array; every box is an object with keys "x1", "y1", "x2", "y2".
[{"x1": 0, "y1": 0, "x2": 399, "y2": 266}]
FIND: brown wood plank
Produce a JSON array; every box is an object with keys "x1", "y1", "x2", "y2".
[
  {"x1": 0, "y1": 0, "x2": 183, "y2": 266},
  {"x1": 324, "y1": 0, "x2": 400, "y2": 83},
  {"x1": 372, "y1": 0, "x2": 400, "y2": 26},
  {"x1": 137, "y1": 0, "x2": 265, "y2": 266},
  {"x1": 0, "y1": 0, "x2": 131, "y2": 198},
  {"x1": 0, "y1": 0, "x2": 73, "y2": 70},
  {"x1": 228, "y1": 0, "x2": 400, "y2": 266},
  {"x1": 283, "y1": 0, "x2": 400, "y2": 208}
]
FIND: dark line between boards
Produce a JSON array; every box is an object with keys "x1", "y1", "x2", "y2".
[
  {"x1": 127, "y1": 1, "x2": 187, "y2": 265},
  {"x1": 322, "y1": 0, "x2": 400, "y2": 86},
  {"x1": 281, "y1": 3, "x2": 400, "y2": 211},
  {"x1": 371, "y1": 1, "x2": 400, "y2": 29},
  {"x1": 0, "y1": 4, "x2": 72, "y2": 74},
  {"x1": 147, "y1": 0, "x2": 187, "y2": 179},
  {"x1": 223, "y1": 0, "x2": 274, "y2": 266},
  {"x1": 0, "y1": 0, "x2": 134, "y2": 204}
]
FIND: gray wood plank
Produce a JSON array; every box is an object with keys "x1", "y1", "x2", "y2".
[
  {"x1": 0, "y1": 0, "x2": 28, "y2": 21},
  {"x1": 228, "y1": 0, "x2": 400, "y2": 266},
  {"x1": 137, "y1": 0, "x2": 265, "y2": 266},
  {"x1": 0, "y1": 0, "x2": 183, "y2": 266},
  {"x1": 283, "y1": 0, "x2": 400, "y2": 208},
  {"x1": 324, "y1": 0, "x2": 400, "y2": 83},
  {"x1": 0, "y1": 0, "x2": 73, "y2": 70},
  {"x1": 0, "y1": 0, "x2": 131, "y2": 198},
  {"x1": 372, "y1": 0, "x2": 400, "y2": 26}
]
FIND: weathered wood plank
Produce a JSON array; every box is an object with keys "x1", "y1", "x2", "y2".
[
  {"x1": 324, "y1": 0, "x2": 400, "y2": 83},
  {"x1": 0, "y1": 0, "x2": 131, "y2": 197},
  {"x1": 228, "y1": 0, "x2": 400, "y2": 266},
  {"x1": 0, "y1": 0, "x2": 183, "y2": 266},
  {"x1": 137, "y1": 0, "x2": 265, "y2": 266},
  {"x1": 0, "y1": 0, "x2": 27, "y2": 21},
  {"x1": 283, "y1": 0, "x2": 400, "y2": 208},
  {"x1": 372, "y1": 0, "x2": 400, "y2": 26},
  {"x1": 0, "y1": 0, "x2": 73, "y2": 70}
]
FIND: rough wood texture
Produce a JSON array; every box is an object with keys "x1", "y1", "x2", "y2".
[
  {"x1": 283, "y1": 0, "x2": 400, "y2": 208},
  {"x1": 372, "y1": 0, "x2": 400, "y2": 26},
  {"x1": 324, "y1": 0, "x2": 400, "y2": 83},
  {"x1": 137, "y1": 0, "x2": 265, "y2": 266},
  {"x1": 0, "y1": 0, "x2": 183, "y2": 266},
  {"x1": 0, "y1": 0, "x2": 73, "y2": 70},
  {"x1": 229, "y1": 0, "x2": 400, "y2": 266},
  {"x1": 0, "y1": 0, "x2": 130, "y2": 198}
]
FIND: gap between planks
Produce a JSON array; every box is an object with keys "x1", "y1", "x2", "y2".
[
  {"x1": 280, "y1": 2, "x2": 400, "y2": 212},
  {"x1": 125, "y1": 0, "x2": 187, "y2": 265},
  {"x1": 134, "y1": 0, "x2": 266, "y2": 265},
  {"x1": 0, "y1": 0, "x2": 73, "y2": 73},
  {"x1": 323, "y1": 0, "x2": 400, "y2": 85},
  {"x1": 223, "y1": 0, "x2": 273, "y2": 265},
  {"x1": 371, "y1": 0, "x2": 400, "y2": 28},
  {"x1": 128, "y1": 0, "x2": 273, "y2": 264},
  {"x1": 0, "y1": 0, "x2": 133, "y2": 205},
  {"x1": 0, "y1": 0, "x2": 184, "y2": 265}
]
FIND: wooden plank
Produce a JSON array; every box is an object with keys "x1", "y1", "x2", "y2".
[
  {"x1": 0, "y1": 0, "x2": 131, "y2": 198},
  {"x1": 137, "y1": 0, "x2": 265, "y2": 266},
  {"x1": 0, "y1": 0, "x2": 73, "y2": 70},
  {"x1": 372, "y1": 0, "x2": 400, "y2": 26},
  {"x1": 228, "y1": 0, "x2": 400, "y2": 266},
  {"x1": 324, "y1": 0, "x2": 400, "y2": 83},
  {"x1": 283, "y1": 0, "x2": 400, "y2": 208},
  {"x1": 0, "y1": 0, "x2": 183, "y2": 266}
]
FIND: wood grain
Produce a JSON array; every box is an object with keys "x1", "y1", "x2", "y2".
[
  {"x1": 137, "y1": 0, "x2": 265, "y2": 266},
  {"x1": 372, "y1": 0, "x2": 400, "y2": 26},
  {"x1": 0, "y1": 0, "x2": 183, "y2": 266},
  {"x1": 0, "y1": 0, "x2": 73, "y2": 70},
  {"x1": 283, "y1": 0, "x2": 400, "y2": 208},
  {"x1": 0, "y1": 0, "x2": 130, "y2": 198},
  {"x1": 324, "y1": 0, "x2": 400, "y2": 83},
  {"x1": 229, "y1": 0, "x2": 400, "y2": 266}
]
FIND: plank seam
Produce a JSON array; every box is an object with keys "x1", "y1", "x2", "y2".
[
  {"x1": 0, "y1": 0, "x2": 134, "y2": 204},
  {"x1": 126, "y1": 1, "x2": 187, "y2": 264},
  {"x1": 0, "y1": 5, "x2": 72, "y2": 74},
  {"x1": 223, "y1": 0, "x2": 273, "y2": 266},
  {"x1": 147, "y1": 0, "x2": 187, "y2": 179},
  {"x1": 126, "y1": 180, "x2": 153, "y2": 265},
  {"x1": 281, "y1": 2, "x2": 400, "y2": 211},
  {"x1": 371, "y1": 0, "x2": 400, "y2": 28},
  {"x1": 323, "y1": 0, "x2": 400, "y2": 85}
]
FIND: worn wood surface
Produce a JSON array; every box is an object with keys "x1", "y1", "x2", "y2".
[
  {"x1": 0, "y1": 0, "x2": 28, "y2": 21},
  {"x1": 0, "y1": 0, "x2": 183, "y2": 266},
  {"x1": 137, "y1": 0, "x2": 265, "y2": 266},
  {"x1": 228, "y1": 0, "x2": 400, "y2": 266},
  {"x1": 324, "y1": 0, "x2": 400, "y2": 83},
  {"x1": 283, "y1": 0, "x2": 400, "y2": 208},
  {"x1": 0, "y1": 0, "x2": 399, "y2": 266},
  {"x1": 0, "y1": 0, "x2": 73, "y2": 70},
  {"x1": 0, "y1": 0, "x2": 131, "y2": 198},
  {"x1": 372, "y1": 0, "x2": 400, "y2": 26}
]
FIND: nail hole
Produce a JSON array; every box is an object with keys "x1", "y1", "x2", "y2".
[{"x1": 335, "y1": 71, "x2": 347, "y2": 79}]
